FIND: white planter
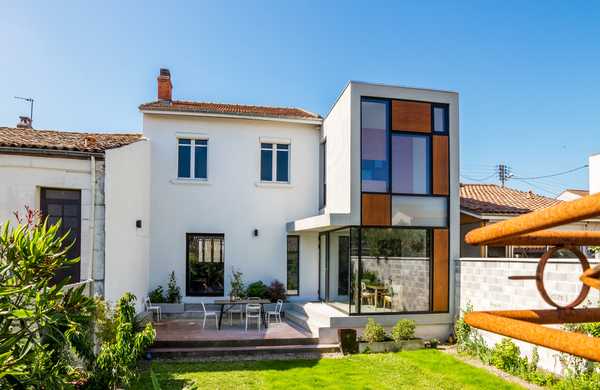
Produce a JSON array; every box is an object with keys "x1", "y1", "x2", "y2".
[
  {"x1": 358, "y1": 339, "x2": 424, "y2": 353},
  {"x1": 156, "y1": 303, "x2": 185, "y2": 314}
]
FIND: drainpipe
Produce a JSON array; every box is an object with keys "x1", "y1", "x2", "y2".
[{"x1": 89, "y1": 156, "x2": 96, "y2": 295}]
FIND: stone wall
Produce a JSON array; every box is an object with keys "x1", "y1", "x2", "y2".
[{"x1": 455, "y1": 257, "x2": 600, "y2": 373}]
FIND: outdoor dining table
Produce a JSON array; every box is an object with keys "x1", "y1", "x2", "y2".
[{"x1": 213, "y1": 298, "x2": 271, "y2": 330}]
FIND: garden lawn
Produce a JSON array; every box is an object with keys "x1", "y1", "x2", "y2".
[{"x1": 134, "y1": 349, "x2": 524, "y2": 390}]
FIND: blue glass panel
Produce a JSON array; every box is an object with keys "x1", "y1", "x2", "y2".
[
  {"x1": 433, "y1": 105, "x2": 449, "y2": 132},
  {"x1": 179, "y1": 138, "x2": 191, "y2": 145},
  {"x1": 261, "y1": 143, "x2": 272, "y2": 149},
  {"x1": 277, "y1": 144, "x2": 289, "y2": 150},
  {"x1": 392, "y1": 134, "x2": 430, "y2": 194},
  {"x1": 178, "y1": 145, "x2": 191, "y2": 178},
  {"x1": 196, "y1": 139, "x2": 208, "y2": 146},
  {"x1": 194, "y1": 145, "x2": 207, "y2": 179},
  {"x1": 361, "y1": 99, "x2": 389, "y2": 192},
  {"x1": 261, "y1": 149, "x2": 272, "y2": 181},
  {"x1": 277, "y1": 150, "x2": 289, "y2": 182}
]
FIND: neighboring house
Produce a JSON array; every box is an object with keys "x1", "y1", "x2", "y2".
[
  {"x1": 460, "y1": 183, "x2": 600, "y2": 258},
  {"x1": 0, "y1": 69, "x2": 459, "y2": 330},
  {"x1": 0, "y1": 124, "x2": 150, "y2": 311},
  {"x1": 141, "y1": 69, "x2": 459, "y2": 321},
  {"x1": 557, "y1": 188, "x2": 588, "y2": 201}
]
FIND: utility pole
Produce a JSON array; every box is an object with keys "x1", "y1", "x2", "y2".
[{"x1": 497, "y1": 164, "x2": 511, "y2": 187}]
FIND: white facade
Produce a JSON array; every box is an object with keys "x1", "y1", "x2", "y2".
[
  {"x1": 590, "y1": 153, "x2": 600, "y2": 195},
  {"x1": 142, "y1": 113, "x2": 322, "y2": 301}
]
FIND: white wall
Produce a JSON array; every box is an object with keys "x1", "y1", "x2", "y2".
[
  {"x1": 143, "y1": 114, "x2": 321, "y2": 302},
  {"x1": 0, "y1": 153, "x2": 95, "y2": 282},
  {"x1": 590, "y1": 153, "x2": 600, "y2": 194},
  {"x1": 322, "y1": 85, "x2": 352, "y2": 216},
  {"x1": 104, "y1": 140, "x2": 151, "y2": 311}
]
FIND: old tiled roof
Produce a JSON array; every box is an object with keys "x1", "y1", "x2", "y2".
[
  {"x1": 460, "y1": 183, "x2": 562, "y2": 215},
  {"x1": 0, "y1": 127, "x2": 143, "y2": 154},
  {"x1": 139, "y1": 100, "x2": 322, "y2": 121}
]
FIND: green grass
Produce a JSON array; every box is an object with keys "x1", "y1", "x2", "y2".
[{"x1": 133, "y1": 350, "x2": 524, "y2": 390}]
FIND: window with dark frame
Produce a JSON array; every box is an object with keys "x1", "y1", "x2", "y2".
[
  {"x1": 261, "y1": 142, "x2": 290, "y2": 183},
  {"x1": 186, "y1": 233, "x2": 224, "y2": 296},
  {"x1": 178, "y1": 138, "x2": 208, "y2": 179},
  {"x1": 287, "y1": 235, "x2": 299, "y2": 295}
]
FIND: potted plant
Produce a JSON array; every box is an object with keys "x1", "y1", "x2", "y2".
[
  {"x1": 151, "y1": 271, "x2": 185, "y2": 314},
  {"x1": 358, "y1": 318, "x2": 424, "y2": 353}
]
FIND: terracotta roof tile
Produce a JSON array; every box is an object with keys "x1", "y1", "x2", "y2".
[
  {"x1": 460, "y1": 183, "x2": 562, "y2": 215},
  {"x1": 139, "y1": 100, "x2": 322, "y2": 121},
  {"x1": 0, "y1": 127, "x2": 143, "y2": 154}
]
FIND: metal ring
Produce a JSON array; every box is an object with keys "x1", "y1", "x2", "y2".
[{"x1": 536, "y1": 246, "x2": 590, "y2": 309}]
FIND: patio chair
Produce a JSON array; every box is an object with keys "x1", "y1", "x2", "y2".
[
  {"x1": 199, "y1": 301, "x2": 218, "y2": 330},
  {"x1": 245, "y1": 303, "x2": 262, "y2": 332},
  {"x1": 144, "y1": 297, "x2": 161, "y2": 321},
  {"x1": 360, "y1": 282, "x2": 376, "y2": 306},
  {"x1": 266, "y1": 299, "x2": 283, "y2": 324},
  {"x1": 228, "y1": 303, "x2": 244, "y2": 325}
]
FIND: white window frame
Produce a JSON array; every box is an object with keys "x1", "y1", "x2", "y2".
[
  {"x1": 176, "y1": 134, "x2": 209, "y2": 181},
  {"x1": 259, "y1": 137, "x2": 291, "y2": 184}
]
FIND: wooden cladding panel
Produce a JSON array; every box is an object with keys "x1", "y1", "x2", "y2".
[
  {"x1": 433, "y1": 228, "x2": 449, "y2": 312},
  {"x1": 433, "y1": 135, "x2": 449, "y2": 195},
  {"x1": 361, "y1": 193, "x2": 391, "y2": 226},
  {"x1": 392, "y1": 100, "x2": 431, "y2": 133}
]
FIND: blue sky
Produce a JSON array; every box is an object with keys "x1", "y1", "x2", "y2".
[{"x1": 1, "y1": 1, "x2": 599, "y2": 196}]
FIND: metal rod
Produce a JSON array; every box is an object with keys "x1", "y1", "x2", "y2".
[
  {"x1": 465, "y1": 311, "x2": 600, "y2": 362},
  {"x1": 465, "y1": 193, "x2": 600, "y2": 245}
]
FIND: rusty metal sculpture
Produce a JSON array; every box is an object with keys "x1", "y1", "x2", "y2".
[{"x1": 463, "y1": 192, "x2": 600, "y2": 361}]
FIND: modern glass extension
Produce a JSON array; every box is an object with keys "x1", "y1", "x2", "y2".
[{"x1": 318, "y1": 226, "x2": 433, "y2": 315}]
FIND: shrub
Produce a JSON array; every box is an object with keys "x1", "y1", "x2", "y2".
[
  {"x1": 362, "y1": 318, "x2": 386, "y2": 343},
  {"x1": 428, "y1": 338, "x2": 439, "y2": 349},
  {"x1": 230, "y1": 268, "x2": 246, "y2": 299},
  {"x1": 149, "y1": 285, "x2": 166, "y2": 303},
  {"x1": 0, "y1": 210, "x2": 96, "y2": 388},
  {"x1": 246, "y1": 281, "x2": 268, "y2": 299},
  {"x1": 166, "y1": 271, "x2": 182, "y2": 303},
  {"x1": 391, "y1": 319, "x2": 416, "y2": 341},
  {"x1": 491, "y1": 338, "x2": 525, "y2": 373},
  {"x1": 267, "y1": 279, "x2": 287, "y2": 302},
  {"x1": 87, "y1": 293, "x2": 156, "y2": 389},
  {"x1": 338, "y1": 329, "x2": 358, "y2": 354}
]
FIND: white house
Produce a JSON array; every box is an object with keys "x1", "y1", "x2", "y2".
[{"x1": 0, "y1": 69, "x2": 459, "y2": 337}]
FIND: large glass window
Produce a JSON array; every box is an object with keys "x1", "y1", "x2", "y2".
[
  {"x1": 391, "y1": 196, "x2": 447, "y2": 227},
  {"x1": 392, "y1": 134, "x2": 430, "y2": 194},
  {"x1": 287, "y1": 236, "x2": 299, "y2": 295},
  {"x1": 319, "y1": 141, "x2": 326, "y2": 209},
  {"x1": 261, "y1": 143, "x2": 290, "y2": 182},
  {"x1": 361, "y1": 99, "x2": 389, "y2": 192},
  {"x1": 433, "y1": 104, "x2": 449, "y2": 133},
  {"x1": 359, "y1": 228, "x2": 431, "y2": 313},
  {"x1": 178, "y1": 138, "x2": 207, "y2": 179},
  {"x1": 186, "y1": 234, "x2": 224, "y2": 296}
]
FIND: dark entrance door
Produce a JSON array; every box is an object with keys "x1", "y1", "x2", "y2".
[{"x1": 40, "y1": 188, "x2": 81, "y2": 284}]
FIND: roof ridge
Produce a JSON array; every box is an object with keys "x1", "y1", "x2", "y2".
[{"x1": 0, "y1": 127, "x2": 142, "y2": 137}]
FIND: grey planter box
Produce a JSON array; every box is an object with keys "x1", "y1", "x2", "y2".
[
  {"x1": 358, "y1": 339, "x2": 424, "y2": 353},
  {"x1": 156, "y1": 303, "x2": 185, "y2": 314}
]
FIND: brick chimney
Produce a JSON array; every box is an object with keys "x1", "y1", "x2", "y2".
[
  {"x1": 16, "y1": 116, "x2": 32, "y2": 129},
  {"x1": 157, "y1": 68, "x2": 172, "y2": 102}
]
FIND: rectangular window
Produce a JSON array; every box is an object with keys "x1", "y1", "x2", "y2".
[
  {"x1": 186, "y1": 234, "x2": 224, "y2": 296},
  {"x1": 287, "y1": 236, "x2": 300, "y2": 295},
  {"x1": 178, "y1": 138, "x2": 207, "y2": 179},
  {"x1": 276, "y1": 144, "x2": 289, "y2": 182},
  {"x1": 392, "y1": 134, "x2": 430, "y2": 194},
  {"x1": 319, "y1": 141, "x2": 326, "y2": 209},
  {"x1": 361, "y1": 99, "x2": 389, "y2": 192},
  {"x1": 260, "y1": 142, "x2": 290, "y2": 183},
  {"x1": 391, "y1": 196, "x2": 447, "y2": 227},
  {"x1": 359, "y1": 228, "x2": 431, "y2": 313},
  {"x1": 433, "y1": 104, "x2": 449, "y2": 133}
]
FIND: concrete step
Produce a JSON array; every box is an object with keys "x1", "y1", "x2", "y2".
[
  {"x1": 153, "y1": 337, "x2": 320, "y2": 349},
  {"x1": 149, "y1": 343, "x2": 340, "y2": 359},
  {"x1": 284, "y1": 310, "x2": 321, "y2": 337}
]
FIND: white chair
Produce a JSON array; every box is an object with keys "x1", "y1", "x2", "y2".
[
  {"x1": 145, "y1": 297, "x2": 161, "y2": 321},
  {"x1": 245, "y1": 303, "x2": 262, "y2": 332},
  {"x1": 267, "y1": 299, "x2": 283, "y2": 324},
  {"x1": 200, "y1": 301, "x2": 218, "y2": 330},
  {"x1": 228, "y1": 304, "x2": 244, "y2": 325}
]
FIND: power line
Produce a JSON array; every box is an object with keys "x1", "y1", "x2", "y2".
[
  {"x1": 460, "y1": 173, "x2": 497, "y2": 182},
  {"x1": 512, "y1": 165, "x2": 588, "y2": 180},
  {"x1": 513, "y1": 178, "x2": 560, "y2": 197}
]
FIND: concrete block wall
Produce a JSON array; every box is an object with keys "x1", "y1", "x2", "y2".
[{"x1": 455, "y1": 257, "x2": 600, "y2": 374}]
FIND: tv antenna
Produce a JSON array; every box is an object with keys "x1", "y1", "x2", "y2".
[{"x1": 14, "y1": 96, "x2": 34, "y2": 122}]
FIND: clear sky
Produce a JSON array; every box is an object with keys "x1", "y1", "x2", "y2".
[{"x1": 1, "y1": 1, "x2": 599, "y2": 196}]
